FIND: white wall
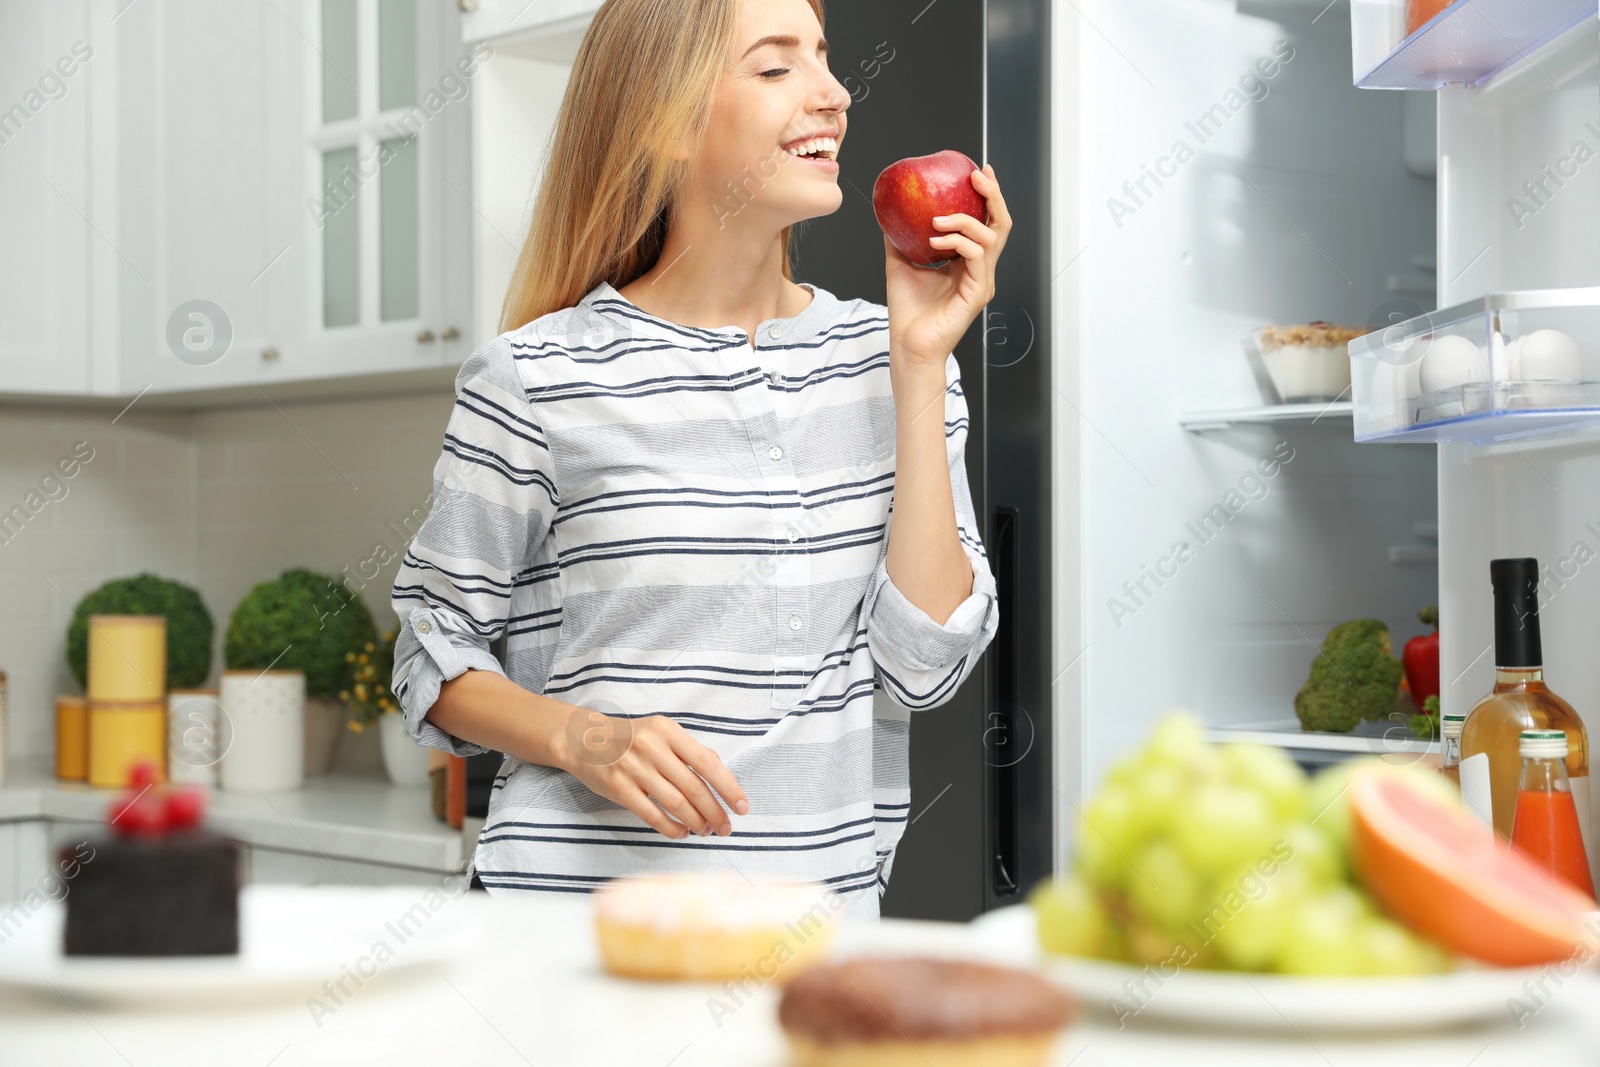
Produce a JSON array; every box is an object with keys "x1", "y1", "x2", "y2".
[
  {"x1": 1053, "y1": 0, "x2": 1441, "y2": 825},
  {"x1": 0, "y1": 406, "x2": 197, "y2": 763},
  {"x1": 0, "y1": 387, "x2": 455, "y2": 768}
]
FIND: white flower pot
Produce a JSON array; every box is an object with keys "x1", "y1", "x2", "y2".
[
  {"x1": 378, "y1": 712, "x2": 430, "y2": 787},
  {"x1": 303, "y1": 695, "x2": 345, "y2": 777},
  {"x1": 219, "y1": 670, "x2": 305, "y2": 793}
]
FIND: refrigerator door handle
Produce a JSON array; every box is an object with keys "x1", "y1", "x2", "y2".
[{"x1": 989, "y1": 505, "x2": 1021, "y2": 897}]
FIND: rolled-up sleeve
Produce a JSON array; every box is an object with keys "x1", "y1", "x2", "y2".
[
  {"x1": 390, "y1": 336, "x2": 557, "y2": 755},
  {"x1": 863, "y1": 352, "x2": 999, "y2": 711}
]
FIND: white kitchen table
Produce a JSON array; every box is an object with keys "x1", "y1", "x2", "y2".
[{"x1": 1, "y1": 889, "x2": 1597, "y2": 1066}]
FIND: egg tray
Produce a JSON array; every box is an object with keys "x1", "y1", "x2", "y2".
[
  {"x1": 1412, "y1": 379, "x2": 1600, "y2": 425},
  {"x1": 1348, "y1": 287, "x2": 1600, "y2": 444}
]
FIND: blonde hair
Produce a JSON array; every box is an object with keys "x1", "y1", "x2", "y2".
[{"x1": 499, "y1": 0, "x2": 826, "y2": 333}]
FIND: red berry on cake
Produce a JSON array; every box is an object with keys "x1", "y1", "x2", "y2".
[
  {"x1": 107, "y1": 794, "x2": 166, "y2": 838},
  {"x1": 128, "y1": 758, "x2": 159, "y2": 789},
  {"x1": 161, "y1": 789, "x2": 205, "y2": 832}
]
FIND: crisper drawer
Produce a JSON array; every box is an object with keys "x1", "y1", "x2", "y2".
[{"x1": 1348, "y1": 288, "x2": 1600, "y2": 443}]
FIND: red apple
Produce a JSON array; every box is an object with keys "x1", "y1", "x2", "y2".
[{"x1": 872, "y1": 150, "x2": 988, "y2": 268}]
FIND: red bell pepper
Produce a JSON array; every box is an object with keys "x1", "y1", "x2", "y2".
[{"x1": 1403, "y1": 606, "x2": 1440, "y2": 711}]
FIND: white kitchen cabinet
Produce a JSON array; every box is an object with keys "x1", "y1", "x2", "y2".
[
  {"x1": 18, "y1": 817, "x2": 450, "y2": 896},
  {"x1": 13, "y1": 822, "x2": 50, "y2": 903},
  {"x1": 461, "y1": 0, "x2": 601, "y2": 47},
  {"x1": 0, "y1": 823, "x2": 16, "y2": 904},
  {"x1": 262, "y1": 0, "x2": 476, "y2": 384},
  {"x1": 0, "y1": 821, "x2": 54, "y2": 907},
  {"x1": 110, "y1": 0, "x2": 278, "y2": 396},
  {"x1": 0, "y1": 3, "x2": 92, "y2": 395},
  {"x1": 245, "y1": 844, "x2": 447, "y2": 887},
  {"x1": 0, "y1": 0, "x2": 474, "y2": 402}
]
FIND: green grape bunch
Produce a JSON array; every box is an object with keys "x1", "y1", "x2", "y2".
[{"x1": 1031, "y1": 710, "x2": 1453, "y2": 978}]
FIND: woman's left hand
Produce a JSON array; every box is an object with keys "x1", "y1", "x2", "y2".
[{"x1": 885, "y1": 164, "x2": 1012, "y2": 370}]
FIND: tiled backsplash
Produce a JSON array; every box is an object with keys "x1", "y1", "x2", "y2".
[{"x1": 0, "y1": 388, "x2": 456, "y2": 765}]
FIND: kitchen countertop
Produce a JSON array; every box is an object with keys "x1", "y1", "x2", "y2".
[
  {"x1": 1, "y1": 891, "x2": 1598, "y2": 1065},
  {"x1": 0, "y1": 766, "x2": 464, "y2": 873}
]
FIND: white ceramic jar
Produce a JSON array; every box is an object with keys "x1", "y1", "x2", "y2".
[
  {"x1": 167, "y1": 689, "x2": 222, "y2": 786},
  {"x1": 219, "y1": 670, "x2": 305, "y2": 793}
]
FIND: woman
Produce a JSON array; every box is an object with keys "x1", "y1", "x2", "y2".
[{"x1": 391, "y1": 0, "x2": 1008, "y2": 924}]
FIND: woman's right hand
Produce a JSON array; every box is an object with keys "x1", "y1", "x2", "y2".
[{"x1": 555, "y1": 709, "x2": 749, "y2": 839}]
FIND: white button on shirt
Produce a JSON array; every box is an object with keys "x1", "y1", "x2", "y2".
[
  {"x1": 391, "y1": 279, "x2": 998, "y2": 926},
  {"x1": 768, "y1": 325, "x2": 782, "y2": 339}
]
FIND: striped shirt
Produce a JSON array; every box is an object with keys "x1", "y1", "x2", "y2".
[{"x1": 390, "y1": 280, "x2": 998, "y2": 925}]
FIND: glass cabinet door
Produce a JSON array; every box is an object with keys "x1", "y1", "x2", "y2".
[
  {"x1": 314, "y1": 0, "x2": 424, "y2": 331},
  {"x1": 256, "y1": 0, "x2": 457, "y2": 382}
]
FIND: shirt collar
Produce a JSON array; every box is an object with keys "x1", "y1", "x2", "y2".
[{"x1": 583, "y1": 280, "x2": 841, "y2": 348}]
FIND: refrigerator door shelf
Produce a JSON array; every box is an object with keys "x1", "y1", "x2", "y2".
[
  {"x1": 1349, "y1": 288, "x2": 1600, "y2": 443},
  {"x1": 1351, "y1": 0, "x2": 1596, "y2": 90}
]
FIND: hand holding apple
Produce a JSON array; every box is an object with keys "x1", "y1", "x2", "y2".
[{"x1": 874, "y1": 151, "x2": 1012, "y2": 371}]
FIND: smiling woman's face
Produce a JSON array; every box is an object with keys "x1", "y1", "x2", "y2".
[{"x1": 688, "y1": 0, "x2": 850, "y2": 232}]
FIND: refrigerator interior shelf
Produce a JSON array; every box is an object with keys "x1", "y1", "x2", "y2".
[
  {"x1": 1351, "y1": 0, "x2": 1596, "y2": 90},
  {"x1": 1180, "y1": 401, "x2": 1352, "y2": 433},
  {"x1": 1348, "y1": 287, "x2": 1600, "y2": 443},
  {"x1": 1207, "y1": 719, "x2": 1441, "y2": 756}
]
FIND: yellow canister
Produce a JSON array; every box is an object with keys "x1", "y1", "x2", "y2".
[
  {"x1": 88, "y1": 700, "x2": 167, "y2": 788},
  {"x1": 55, "y1": 694, "x2": 89, "y2": 781},
  {"x1": 87, "y1": 615, "x2": 167, "y2": 703}
]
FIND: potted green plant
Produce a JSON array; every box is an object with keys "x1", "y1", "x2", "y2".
[
  {"x1": 341, "y1": 627, "x2": 424, "y2": 785},
  {"x1": 224, "y1": 568, "x2": 376, "y2": 781},
  {"x1": 66, "y1": 573, "x2": 214, "y2": 691}
]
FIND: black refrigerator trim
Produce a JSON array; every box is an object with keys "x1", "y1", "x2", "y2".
[
  {"x1": 785, "y1": 0, "x2": 1051, "y2": 921},
  {"x1": 983, "y1": 0, "x2": 1054, "y2": 911}
]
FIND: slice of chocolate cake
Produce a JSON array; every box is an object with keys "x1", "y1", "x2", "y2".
[{"x1": 62, "y1": 760, "x2": 241, "y2": 957}]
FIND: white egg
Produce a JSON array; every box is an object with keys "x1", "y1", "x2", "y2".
[
  {"x1": 1511, "y1": 329, "x2": 1582, "y2": 381},
  {"x1": 1418, "y1": 334, "x2": 1486, "y2": 393},
  {"x1": 1373, "y1": 331, "x2": 1427, "y2": 386}
]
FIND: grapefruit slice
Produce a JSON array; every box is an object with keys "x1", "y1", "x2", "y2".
[{"x1": 1350, "y1": 769, "x2": 1596, "y2": 967}]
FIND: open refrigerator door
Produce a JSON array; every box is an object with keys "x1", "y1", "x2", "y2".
[{"x1": 1344, "y1": 2, "x2": 1600, "y2": 890}]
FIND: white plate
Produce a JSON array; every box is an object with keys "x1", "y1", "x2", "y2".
[
  {"x1": 0, "y1": 884, "x2": 483, "y2": 1006},
  {"x1": 969, "y1": 904, "x2": 1591, "y2": 1033}
]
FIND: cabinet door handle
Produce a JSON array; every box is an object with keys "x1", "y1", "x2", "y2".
[
  {"x1": 458, "y1": 0, "x2": 478, "y2": 11},
  {"x1": 441, "y1": 327, "x2": 461, "y2": 342},
  {"x1": 261, "y1": 346, "x2": 281, "y2": 361},
  {"x1": 416, "y1": 329, "x2": 437, "y2": 344}
]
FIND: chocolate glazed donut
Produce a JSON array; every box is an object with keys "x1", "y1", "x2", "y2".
[{"x1": 778, "y1": 956, "x2": 1079, "y2": 1065}]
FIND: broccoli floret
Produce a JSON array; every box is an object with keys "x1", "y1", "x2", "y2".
[{"x1": 1294, "y1": 618, "x2": 1404, "y2": 734}]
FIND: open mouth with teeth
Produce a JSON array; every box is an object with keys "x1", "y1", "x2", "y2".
[{"x1": 786, "y1": 135, "x2": 839, "y2": 162}]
